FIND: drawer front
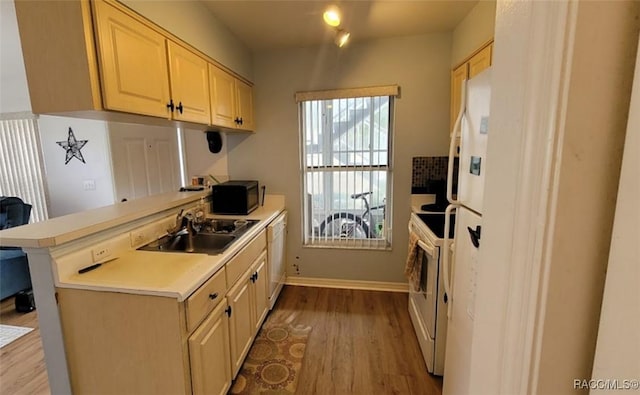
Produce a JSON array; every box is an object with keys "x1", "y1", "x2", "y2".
[
  {"x1": 186, "y1": 267, "x2": 227, "y2": 332},
  {"x1": 226, "y1": 230, "x2": 266, "y2": 288}
]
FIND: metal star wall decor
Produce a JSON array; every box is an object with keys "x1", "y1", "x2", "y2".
[{"x1": 56, "y1": 127, "x2": 88, "y2": 165}]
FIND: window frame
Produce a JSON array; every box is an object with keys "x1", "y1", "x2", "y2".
[{"x1": 297, "y1": 87, "x2": 398, "y2": 250}]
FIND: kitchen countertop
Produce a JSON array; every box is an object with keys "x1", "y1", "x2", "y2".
[
  {"x1": 411, "y1": 194, "x2": 436, "y2": 213},
  {"x1": 54, "y1": 194, "x2": 286, "y2": 301},
  {"x1": 0, "y1": 190, "x2": 209, "y2": 248},
  {"x1": 411, "y1": 193, "x2": 457, "y2": 214}
]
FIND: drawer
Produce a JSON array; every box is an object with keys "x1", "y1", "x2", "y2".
[
  {"x1": 186, "y1": 267, "x2": 227, "y2": 332},
  {"x1": 226, "y1": 230, "x2": 266, "y2": 288}
]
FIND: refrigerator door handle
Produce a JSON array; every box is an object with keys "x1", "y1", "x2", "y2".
[
  {"x1": 447, "y1": 79, "x2": 467, "y2": 205},
  {"x1": 442, "y1": 203, "x2": 458, "y2": 318},
  {"x1": 467, "y1": 225, "x2": 481, "y2": 248}
]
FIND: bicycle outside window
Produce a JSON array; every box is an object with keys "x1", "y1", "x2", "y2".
[{"x1": 296, "y1": 86, "x2": 397, "y2": 250}]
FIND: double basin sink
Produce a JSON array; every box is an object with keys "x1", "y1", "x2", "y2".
[{"x1": 138, "y1": 218, "x2": 259, "y2": 255}]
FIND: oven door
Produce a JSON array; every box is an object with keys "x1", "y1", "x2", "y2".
[
  {"x1": 414, "y1": 236, "x2": 440, "y2": 337},
  {"x1": 408, "y1": 225, "x2": 441, "y2": 373}
]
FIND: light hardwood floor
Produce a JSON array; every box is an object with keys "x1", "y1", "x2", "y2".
[
  {"x1": 0, "y1": 296, "x2": 50, "y2": 395},
  {"x1": 0, "y1": 286, "x2": 442, "y2": 395},
  {"x1": 266, "y1": 286, "x2": 443, "y2": 395}
]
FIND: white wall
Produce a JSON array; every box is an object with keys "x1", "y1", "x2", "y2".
[
  {"x1": 0, "y1": 0, "x2": 30, "y2": 113},
  {"x1": 533, "y1": 3, "x2": 638, "y2": 391},
  {"x1": 38, "y1": 116, "x2": 115, "y2": 217},
  {"x1": 182, "y1": 129, "x2": 229, "y2": 183},
  {"x1": 227, "y1": 33, "x2": 452, "y2": 283},
  {"x1": 451, "y1": 0, "x2": 496, "y2": 66},
  {"x1": 591, "y1": 32, "x2": 640, "y2": 393},
  {"x1": 120, "y1": 0, "x2": 253, "y2": 81}
]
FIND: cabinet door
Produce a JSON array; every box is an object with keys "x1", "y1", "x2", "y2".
[
  {"x1": 468, "y1": 43, "x2": 493, "y2": 79},
  {"x1": 167, "y1": 42, "x2": 211, "y2": 124},
  {"x1": 93, "y1": 1, "x2": 171, "y2": 118},
  {"x1": 227, "y1": 272, "x2": 254, "y2": 377},
  {"x1": 209, "y1": 64, "x2": 238, "y2": 129},
  {"x1": 189, "y1": 300, "x2": 232, "y2": 395},
  {"x1": 236, "y1": 80, "x2": 255, "y2": 131},
  {"x1": 450, "y1": 62, "x2": 469, "y2": 135},
  {"x1": 252, "y1": 252, "x2": 269, "y2": 332}
]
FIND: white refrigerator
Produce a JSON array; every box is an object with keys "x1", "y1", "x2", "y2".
[{"x1": 442, "y1": 68, "x2": 492, "y2": 395}]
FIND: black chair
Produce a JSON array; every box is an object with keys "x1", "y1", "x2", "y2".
[{"x1": 0, "y1": 196, "x2": 33, "y2": 300}]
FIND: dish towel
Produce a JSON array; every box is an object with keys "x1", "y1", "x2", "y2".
[{"x1": 405, "y1": 231, "x2": 424, "y2": 292}]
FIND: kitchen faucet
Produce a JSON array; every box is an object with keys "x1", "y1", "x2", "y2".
[
  {"x1": 167, "y1": 209, "x2": 201, "y2": 252},
  {"x1": 182, "y1": 213, "x2": 196, "y2": 253}
]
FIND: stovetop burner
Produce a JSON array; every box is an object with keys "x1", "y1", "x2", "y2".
[
  {"x1": 416, "y1": 213, "x2": 455, "y2": 239},
  {"x1": 420, "y1": 203, "x2": 449, "y2": 212}
]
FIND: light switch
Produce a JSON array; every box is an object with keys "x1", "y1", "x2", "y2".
[{"x1": 83, "y1": 179, "x2": 96, "y2": 191}]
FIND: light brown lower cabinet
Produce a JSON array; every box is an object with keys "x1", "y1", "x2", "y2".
[
  {"x1": 57, "y1": 289, "x2": 193, "y2": 394},
  {"x1": 228, "y1": 250, "x2": 269, "y2": 377},
  {"x1": 189, "y1": 299, "x2": 232, "y2": 395},
  {"x1": 57, "y1": 231, "x2": 269, "y2": 394}
]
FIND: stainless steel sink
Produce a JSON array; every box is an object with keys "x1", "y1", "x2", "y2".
[
  {"x1": 201, "y1": 218, "x2": 258, "y2": 234},
  {"x1": 138, "y1": 218, "x2": 259, "y2": 255}
]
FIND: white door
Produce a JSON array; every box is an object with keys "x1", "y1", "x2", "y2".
[
  {"x1": 443, "y1": 207, "x2": 481, "y2": 395},
  {"x1": 109, "y1": 123, "x2": 180, "y2": 202},
  {"x1": 458, "y1": 69, "x2": 491, "y2": 214}
]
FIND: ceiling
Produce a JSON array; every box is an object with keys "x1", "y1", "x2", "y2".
[{"x1": 200, "y1": 1, "x2": 478, "y2": 52}]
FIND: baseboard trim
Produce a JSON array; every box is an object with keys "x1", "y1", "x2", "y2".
[{"x1": 285, "y1": 276, "x2": 408, "y2": 293}]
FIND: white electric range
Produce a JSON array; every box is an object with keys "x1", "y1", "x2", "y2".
[{"x1": 407, "y1": 206, "x2": 455, "y2": 376}]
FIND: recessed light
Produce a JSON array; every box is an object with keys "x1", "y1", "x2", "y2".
[
  {"x1": 335, "y1": 29, "x2": 350, "y2": 47},
  {"x1": 323, "y1": 6, "x2": 341, "y2": 27}
]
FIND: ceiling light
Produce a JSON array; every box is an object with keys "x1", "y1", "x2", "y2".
[
  {"x1": 335, "y1": 29, "x2": 350, "y2": 47},
  {"x1": 323, "y1": 6, "x2": 341, "y2": 27}
]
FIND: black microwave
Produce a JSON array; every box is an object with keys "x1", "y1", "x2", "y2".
[{"x1": 211, "y1": 180, "x2": 259, "y2": 215}]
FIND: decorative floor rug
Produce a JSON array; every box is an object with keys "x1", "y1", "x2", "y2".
[
  {"x1": 229, "y1": 322, "x2": 312, "y2": 394},
  {"x1": 0, "y1": 324, "x2": 33, "y2": 348}
]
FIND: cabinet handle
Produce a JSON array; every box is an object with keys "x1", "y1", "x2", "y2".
[
  {"x1": 209, "y1": 292, "x2": 218, "y2": 300},
  {"x1": 234, "y1": 117, "x2": 240, "y2": 124},
  {"x1": 225, "y1": 306, "x2": 232, "y2": 317},
  {"x1": 176, "y1": 101, "x2": 183, "y2": 114},
  {"x1": 238, "y1": 117, "x2": 243, "y2": 125},
  {"x1": 254, "y1": 271, "x2": 258, "y2": 280},
  {"x1": 167, "y1": 99, "x2": 174, "y2": 112}
]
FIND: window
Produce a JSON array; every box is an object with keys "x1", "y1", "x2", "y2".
[
  {"x1": 0, "y1": 114, "x2": 49, "y2": 223},
  {"x1": 297, "y1": 86, "x2": 397, "y2": 249}
]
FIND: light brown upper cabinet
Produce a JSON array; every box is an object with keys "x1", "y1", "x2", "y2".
[
  {"x1": 235, "y1": 80, "x2": 255, "y2": 131},
  {"x1": 93, "y1": 0, "x2": 171, "y2": 118},
  {"x1": 209, "y1": 64, "x2": 255, "y2": 131},
  {"x1": 94, "y1": 1, "x2": 211, "y2": 124},
  {"x1": 15, "y1": 0, "x2": 251, "y2": 130},
  {"x1": 450, "y1": 41, "x2": 493, "y2": 134},
  {"x1": 209, "y1": 64, "x2": 238, "y2": 129},
  {"x1": 167, "y1": 42, "x2": 211, "y2": 124},
  {"x1": 450, "y1": 62, "x2": 469, "y2": 135}
]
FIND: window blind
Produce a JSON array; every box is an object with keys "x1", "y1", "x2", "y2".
[
  {"x1": 299, "y1": 93, "x2": 394, "y2": 250},
  {"x1": 0, "y1": 114, "x2": 49, "y2": 223},
  {"x1": 295, "y1": 85, "x2": 400, "y2": 103}
]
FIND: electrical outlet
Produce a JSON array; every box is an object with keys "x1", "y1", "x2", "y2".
[
  {"x1": 130, "y1": 223, "x2": 159, "y2": 247},
  {"x1": 130, "y1": 231, "x2": 146, "y2": 247},
  {"x1": 92, "y1": 245, "x2": 111, "y2": 262}
]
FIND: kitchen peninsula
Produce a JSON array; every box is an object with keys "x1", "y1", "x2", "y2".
[{"x1": 0, "y1": 191, "x2": 286, "y2": 394}]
